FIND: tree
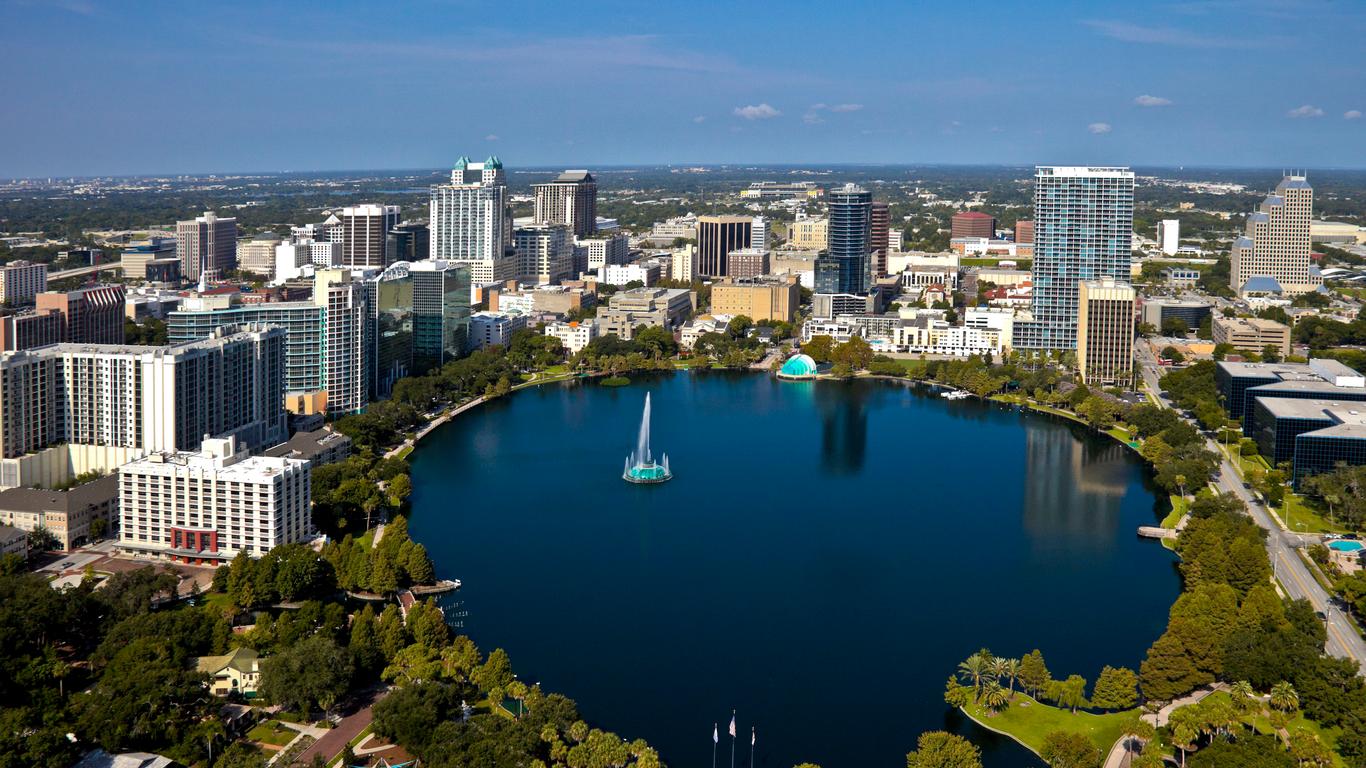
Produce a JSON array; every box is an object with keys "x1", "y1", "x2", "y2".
[
  {"x1": 803, "y1": 335, "x2": 835, "y2": 364},
  {"x1": 1168, "y1": 707, "x2": 1201, "y2": 768},
  {"x1": 382, "y1": 643, "x2": 442, "y2": 686},
  {"x1": 1019, "y1": 650, "x2": 1052, "y2": 698},
  {"x1": 982, "y1": 680, "x2": 1009, "y2": 712},
  {"x1": 258, "y1": 634, "x2": 354, "y2": 718},
  {"x1": 1269, "y1": 681, "x2": 1299, "y2": 713},
  {"x1": 944, "y1": 676, "x2": 970, "y2": 708},
  {"x1": 405, "y1": 543, "x2": 436, "y2": 584},
  {"x1": 1091, "y1": 666, "x2": 1138, "y2": 711},
  {"x1": 475, "y1": 647, "x2": 514, "y2": 692},
  {"x1": 1038, "y1": 731, "x2": 1100, "y2": 768},
  {"x1": 1048, "y1": 675, "x2": 1088, "y2": 714},
  {"x1": 958, "y1": 653, "x2": 991, "y2": 701},
  {"x1": 905, "y1": 731, "x2": 982, "y2": 768}
]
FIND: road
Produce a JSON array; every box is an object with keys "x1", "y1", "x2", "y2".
[
  {"x1": 1137, "y1": 349, "x2": 1366, "y2": 671},
  {"x1": 48, "y1": 262, "x2": 122, "y2": 281}
]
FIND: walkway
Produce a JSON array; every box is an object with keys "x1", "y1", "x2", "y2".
[
  {"x1": 383, "y1": 397, "x2": 486, "y2": 459},
  {"x1": 290, "y1": 689, "x2": 385, "y2": 767}
]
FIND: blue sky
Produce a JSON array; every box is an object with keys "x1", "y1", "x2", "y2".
[{"x1": 2, "y1": 0, "x2": 1364, "y2": 176}]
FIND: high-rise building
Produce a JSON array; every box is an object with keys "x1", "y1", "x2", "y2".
[
  {"x1": 951, "y1": 211, "x2": 996, "y2": 239},
  {"x1": 577, "y1": 233, "x2": 631, "y2": 274},
  {"x1": 237, "y1": 236, "x2": 283, "y2": 277},
  {"x1": 1230, "y1": 175, "x2": 1319, "y2": 296},
  {"x1": 430, "y1": 156, "x2": 516, "y2": 290},
  {"x1": 338, "y1": 204, "x2": 401, "y2": 268},
  {"x1": 388, "y1": 221, "x2": 430, "y2": 263},
  {"x1": 533, "y1": 170, "x2": 597, "y2": 237},
  {"x1": 1013, "y1": 220, "x2": 1034, "y2": 244},
  {"x1": 0, "y1": 261, "x2": 48, "y2": 306},
  {"x1": 671, "y1": 245, "x2": 697, "y2": 282},
  {"x1": 1076, "y1": 277, "x2": 1135, "y2": 386},
  {"x1": 1015, "y1": 166, "x2": 1135, "y2": 351},
  {"x1": 373, "y1": 259, "x2": 471, "y2": 395},
  {"x1": 870, "y1": 201, "x2": 890, "y2": 278},
  {"x1": 314, "y1": 270, "x2": 372, "y2": 415},
  {"x1": 789, "y1": 217, "x2": 828, "y2": 250},
  {"x1": 118, "y1": 436, "x2": 311, "y2": 564},
  {"x1": 169, "y1": 301, "x2": 324, "y2": 395},
  {"x1": 751, "y1": 216, "x2": 770, "y2": 251},
  {"x1": 726, "y1": 248, "x2": 770, "y2": 280},
  {"x1": 697, "y1": 216, "x2": 753, "y2": 277},
  {"x1": 35, "y1": 285, "x2": 126, "y2": 345},
  {"x1": 176, "y1": 211, "x2": 238, "y2": 283},
  {"x1": 814, "y1": 184, "x2": 873, "y2": 296},
  {"x1": 1157, "y1": 219, "x2": 1180, "y2": 256},
  {"x1": 0, "y1": 309, "x2": 62, "y2": 351},
  {"x1": 514, "y1": 225, "x2": 574, "y2": 285}
]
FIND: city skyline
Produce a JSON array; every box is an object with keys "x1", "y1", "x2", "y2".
[{"x1": 3, "y1": 0, "x2": 1365, "y2": 177}]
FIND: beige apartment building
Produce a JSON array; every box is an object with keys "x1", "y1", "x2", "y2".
[
  {"x1": 1230, "y1": 175, "x2": 1319, "y2": 296},
  {"x1": 1076, "y1": 277, "x2": 1135, "y2": 386},
  {"x1": 1212, "y1": 316, "x2": 1292, "y2": 357},
  {"x1": 711, "y1": 276, "x2": 801, "y2": 323},
  {"x1": 789, "y1": 217, "x2": 829, "y2": 250},
  {"x1": 0, "y1": 260, "x2": 48, "y2": 305},
  {"x1": 0, "y1": 474, "x2": 118, "y2": 551}
]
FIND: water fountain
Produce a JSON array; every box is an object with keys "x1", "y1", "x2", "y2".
[{"x1": 623, "y1": 392, "x2": 673, "y2": 484}]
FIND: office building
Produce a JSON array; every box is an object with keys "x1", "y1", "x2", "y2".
[
  {"x1": 578, "y1": 233, "x2": 630, "y2": 273},
  {"x1": 0, "y1": 474, "x2": 117, "y2": 551},
  {"x1": 388, "y1": 221, "x2": 430, "y2": 263},
  {"x1": 237, "y1": 236, "x2": 282, "y2": 277},
  {"x1": 870, "y1": 201, "x2": 890, "y2": 278},
  {"x1": 0, "y1": 260, "x2": 48, "y2": 305},
  {"x1": 601, "y1": 263, "x2": 661, "y2": 287},
  {"x1": 544, "y1": 321, "x2": 598, "y2": 355},
  {"x1": 430, "y1": 156, "x2": 516, "y2": 289},
  {"x1": 1157, "y1": 219, "x2": 1180, "y2": 256},
  {"x1": 176, "y1": 211, "x2": 237, "y2": 283},
  {"x1": 1076, "y1": 277, "x2": 1135, "y2": 386},
  {"x1": 951, "y1": 211, "x2": 996, "y2": 239},
  {"x1": 1161, "y1": 267, "x2": 1201, "y2": 288},
  {"x1": 751, "y1": 216, "x2": 770, "y2": 251},
  {"x1": 120, "y1": 238, "x2": 179, "y2": 281},
  {"x1": 1140, "y1": 298, "x2": 1212, "y2": 332},
  {"x1": 815, "y1": 184, "x2": 873, "y2": 296},
  {"x1": 671, "y1": 245, "x2": 697, "y2": 282},
  {"x1": 711, "y1": 276, "x2": 801, "y2": 323},
  {"x1": 789, "y1": 217, "x2": 828, "y2": 250},
  {"x1": 514, "y1": 224, "x2": 573, "y2": 285},
  {"x1": 533, "y1": 170, "x2": 597, "y2": 237},
  {"x1": 118, "y1": 436, "x2": 311, "y2": 564},
  {"x1": 1215, "y1": 359, "x2": 1366, "y2": 425},
  {"x1": 727, "y1": 248, "x2": 770, "y2": 280},
  {"x1": 697, "y1": 216, "x2": 753, "y2": 277},
  {"x1": 740, "y1": 181, "x2": 824, "y2": 199},
  {"x1": 338, "y1": 204, "x2": 401, "y2": 268},
  {"x1": 1245, "y1": 397, "x2": 1366, "y2": 488},
  {"x1": 1230, "y1": 175, "x2": 1320, "y2": 296},
  {"x1": 36, "y1": 285, "x2": 126, "y2": 345},
  {"x1": 888, "y1": 228, "x2": 903, "y2": 252},
  {"x1": 0, "y1": 309, "x2": 61, "y2": 351},
  {"x1": 1013, "y1": 220, "x2": 1034, "y2": 245},
  {"x1": 469, "y1": 311, "x2": 527, "y2": 349},
  {"x1": 373, "y1": 259, "x2": 470, "y2": 394},
  {"x1": 595, "y1": 287, "x2": 696, "y2": 340},
  {"x1": 1015, "y1": 166, "x2": 1135, "y2": 351},
  {"x1": 1212, "y1": 316, "x2": 1292, "y2": 358}
]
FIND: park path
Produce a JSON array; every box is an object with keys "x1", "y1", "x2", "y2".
[
  {"x1": 1102, "y1": 737, "x2": 1134, "y2": 768},
  {"x1": 384, "y1": 397, "x2": 487, "y2": 459},
  {"x1": 1144, "y1": 683, "x2": 1226, "y2": 727},
  {"x1": 290, "y1": 689, "x2": 386, "y2": 767}
]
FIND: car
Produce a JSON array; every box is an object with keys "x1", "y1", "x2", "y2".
[{"x1": 1243, "y1": 482, "x2": 1252, "y2": 489}]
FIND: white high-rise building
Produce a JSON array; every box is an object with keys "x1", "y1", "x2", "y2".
[
  {"x1": 751, "y1": 216, "x2": 770, "y2": 251},
  {"x1": 1157, "y1": 219, "x2": 1180, "y2": 256},
  {"x1": 514, "y1": 224, "x2": 573, "y2": 285},
  {"x1": 176, "y1": 211, "x2": 238, "y2": 283},
  {"x1": 313, "y1": 270, "x2": 372, "y2": 415},
  {"x1": 1230, "y1": 175, "x2": 1320, "y2": 296},
  {"x1": 430, "y1": 156, "x2": 516, "y2": 291},
  {"x1": 0, "y1": 260, "x2": 48, "y2": 305},
  {"x1": 577, "y1": 233, "x2": 631, "y2": 273},
  {"x1": 118, "y1": 436, "x2": 311, "y2": 564}
]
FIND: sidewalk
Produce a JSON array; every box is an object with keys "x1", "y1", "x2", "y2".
[{"x1": 290, "y1": 689, "x2": 386, "y2": 767}]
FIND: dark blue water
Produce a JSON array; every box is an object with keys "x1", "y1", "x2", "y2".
[{"x1": 409, "y1": 372, "x2": 1180, "y2": 768}]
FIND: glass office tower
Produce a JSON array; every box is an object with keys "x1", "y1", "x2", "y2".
[{"x1": 814, "y1": 184, "x2": 872, "y2": 295}]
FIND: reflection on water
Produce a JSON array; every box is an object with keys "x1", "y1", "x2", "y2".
[
  {"x1": 815, "y1": 383, "x2": 869, "y2": 474},
  {"x1": 1022, "y1": 425, "x2": 1131, "y2": 546}
]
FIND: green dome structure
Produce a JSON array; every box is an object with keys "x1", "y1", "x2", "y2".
[{"x1": 777, "y1": 354, "x2": 818, "y2": 380}]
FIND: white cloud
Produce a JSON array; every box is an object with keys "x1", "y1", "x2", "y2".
[
  {"x1": 733, "y1": 103, "x2": 780, "y2": 120},
  {"x1": 692, "y1": 115, "x2": 706, "y2": 123},
  {"x1": 829, "y1": 103, "x2": 863, "y2": 112},
  {"x1": 1134, "y1": 94, "x2": 1173, "y2": 107},
  {"x1": 1088, "y1": 122, "x2": 1113, "y2": 134},
  {"x1": 1287, "y1": 105, "x2": 1324, "y2": 118},
  {"x1": 485, "y1": 134, "x2": 499, "y2": 141},
  {"x1": 1346, "y1": 110, "x2": 1363, "y2": 120},
  {"x1": 1082, "y1": 19, "x2": 1279, "y2": 48},
  {"x1": 802, "y1": 112, "x2": 825, "y2": 125}
]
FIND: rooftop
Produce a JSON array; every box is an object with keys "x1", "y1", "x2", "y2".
[{"x1": 0, "y1": 474, "x2": 118, "y2": 514}]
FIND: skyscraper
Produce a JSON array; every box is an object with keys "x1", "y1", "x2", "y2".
[
  {"x1": 430, "y1": 156, "x2": 516, "y2": 289},
  {"x1": 1015, "y1": 166, "x2": 1134, "y2": 351},
  {"x1": 751, "y1": 216, "x2": 770, "y2": 251},
  {"x1": 373, "y1": 259, "x2": 471, "y2": 396},
  {"x1": 870, "y1": 201, "x2": 890, "y2": 279},
  {"x1": 338, "y1": 204, "x2": 401, "y2": 268},
  {"x1": 1157, "y1": 219, "x2": 1180, "y2": 256},
  {"x1": 0, "y1": 260, "x2": 48, "y2": 306},
  {"x1": 1077, "y1": 277, "x2": 1136, "y2": 386},
  {"x1": 176, "y1": 211, "x2": 237, "y2": 283},
  {"x1": 533, "y1": 170, "x2": 597, "y2": 237},
  {"x1": 1230, "y1": 175, "x2": 1319, "y2": 296},
  {"x1": 387, "y1": 221, "x2": 430, "y2": 263},
  {"x1": 313, "y1": 269, "x2": 372, "y2": 415},
  {"x1": 696, "y1": 216, "x2": 753, "y2": 277},
  {"x1": 35, "y1": 285, "x2": 125, "y2": 344},
  {"x1": 514, "y1": 224, "x2": 574, "y2": 285},
  {"x1": 814, "y1": 184, "x2": 872, "y2": 296}
]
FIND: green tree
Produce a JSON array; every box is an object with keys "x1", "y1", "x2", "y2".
[
  {"x1": 382, "y1": 643, "x2": 442, "y2": 686},
  {"x1": 475, "y1": 647, "x2": 514, "y2": 692},
  {"x1": 905, "y1": 730, "x2": 983, "y2": 768},
  {"x1": 1038, "y1": 730, "x2": 1101, "y2": 768},
  {"x1": 1018, "y1": 650, "x2": 1052, "y2": 697},
  {"x1": 405, "y1": 543, "x2": 436, "y2": 584},
  {"x1": 259, "y1": 634, "x2": 353, "y2": 718},
  {"x1": 1090, "y1": 666, "x2": 1139, "y2": 711}
]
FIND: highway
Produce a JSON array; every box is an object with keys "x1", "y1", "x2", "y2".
[
  {"x1": 48, "y1": 262, "x2": 122, "y2": 281},
  {"x1": 1137, "y1": 350, "x2": 1366, "y2": 670}
]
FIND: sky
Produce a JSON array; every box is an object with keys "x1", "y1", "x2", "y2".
[{"x1": 2, "y1": 0, "x2": 1365, "y2": 177}]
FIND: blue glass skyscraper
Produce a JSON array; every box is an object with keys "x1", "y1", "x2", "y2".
[{"x1": 814, "y1": 183, "x2": 872, "y2": 296}]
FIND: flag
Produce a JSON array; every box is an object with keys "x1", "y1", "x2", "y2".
[
  {"x1": 713, "y1": 724, "x2": 718, "y2": 744},
  {"x1": 729, "y1": 714, "x2": 736, "y2": 738}
]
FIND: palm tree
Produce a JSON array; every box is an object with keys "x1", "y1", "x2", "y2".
[
  {"x1": 1121, "y1": 712, "x2": 1156, "y2": 760},
  {"x1": 1271, "y1": 681, "x2": 1299, "y2": 714},
  {"x1": 1229, "y1": 681, "x2": 1256, "y2": 716},
  {"x1": 1001, "y1": 658, "x2": 1020, "y2": 699},
  {"x1": 958, "y1": 654, "x2": 991, "y2": 702},
  {"x1": 1168, "y1": 708, "x2": 1200, "y2": 768},
  {"x1": 1325, "y1": 494, "x2": 1340, "y2": 524},
  {"x1": 982, "y1": 680, "x2": 1009, "y2": 713}
]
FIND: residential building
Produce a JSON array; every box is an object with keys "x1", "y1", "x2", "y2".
[
  {"x1": 1157, "y1": 219, "x2": 1180, "y2": 256},
  {"x1": 514, "y1": 224, "x2": 573, "y2": 285},
  {"x1": 815, "y1": 184, "x2": 873, "y2": 296},
  {"x1": 489, "y1": 284, "x2": 593, "y2": 318},
  {"x1": 533, "y1": 170, "x2": 597, "y2": 237},
  {"x1": 196, "y1": 647, "x2": 262, "y2": 698},
  {"x1": 788, "y1": 217, "x2": 829, "y2": 250},
  {"x1": 237, "y1": 236, "x2": 282, "y2": 277},
  {"x1": 1013, "y1": 220, "x2": 1034, "y2": 244},
  {"x1": 751, "y1": 216, "x2": 771, "y2": 251},
  {"x1": 578, "y1": 233, "x2": 631, "y2": 273},
  {"x1": 338, "y1": 204, "x2": 401, "y2": 269},
  {"x1": 176, "y1": 211, "x2": 237, "y2": 283},
  {"x1": 727, "y1": 248, "x2": 770, "y2": 280},
  {"x1": 811, "y1": 292, "x2": 875, "y2": 319},
  {"x1": 387, "y1": 220, "x2": 429, "y2": 263},
  {"x1": 888, "y1": 228, "x2": 903, "y2": 252},
  {"x1": 0, "y1": 309, "x2": 62, "y2": 351},
  {"x1": 711, "y1": 276, "x2": 801, "y2": 323},
  {"x1": 697, "y1": 215, "x2": 753, "y2": 277},
  {"x1": 649, "y1": 215, "x2": 697, "y2": 244},
  {"x1": 124, "y1": 289, "x2": 182, "y2": 321},
  {"x1": 0, "y1": 525, "x2": 25, "y2": 559},
  {"x1": 870, "y1": 201, "x2": 890, "y2": 278},
  {"x1": 951, "y1": 211, "x2": 996, "y2": 239},
  {"x1": 1015, "y1": 166, "x2": 1135, "y2": 351},
  {"x1": 671, "y1": 244, "x2": 697, "y2": 282},
  {"x1": 964, "y1": 307, "x2": 1016, "y2": 350},
  {"x1": 313, "y1": 270, "x2": 371, "y2": 414},
  {"x1": 1076, "y1": 277, "x2": 1136, "y2": 386},
  {"x1": 430, "y1": 156, "x2": 516, "y2": 290},
  {"x1": 118, "y1": 436, "x2": 310, "y2": 564},
  {"x1": 595, "y1": 287, "x2": 695, "y2": 340},
  {"x1": 469, "y1": 311, "x2": 527, "y2": 349},
  {"x1": 1140, "y1": 298, "x2": 1212, "y2": 332},
  {"x1": 601, "y1": 263, "x2": 660, "y2": 287},
  {"x1": 1212, "y1": 316, "x2": 1292, "y2": 358},
  {"x1": 1230, "y1": 175, "x2": 1320, "y2": 296},
  {"x1": 544, "y1": 321, "x2": 598, "y2": 355},
  {"x1": 0, "y1": 474, "x2": 118, "y2": 551},
  {"x1": 892, "y1": 318, "x2": 1006, "y2": 357},
  {"x1": 0, "y1": 260, "x2": 48, "y2": 305},
  {"x1": 36, "y1": 285, "x2": 126, "y2": 344},
  {"x1": 120, "y1": 238, "x2": 178, "y2": 281},
  {"x1": 170, "y1": 299, "x2": 323, "y2": 396}
]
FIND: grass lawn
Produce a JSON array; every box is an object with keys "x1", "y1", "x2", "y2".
[
  {"x1": 1277, "y1": 492, "x2": 1353, "y2": 535},
  {"x1": 201, "y1": 591, "x2": 233, "y2": 614},
  {"x1": 393, "y1": 444, "x2": 414, "y2": 460},
  {"x1": 248, "y1": 720, "x2": 299, "y2": 747},
  {"x1": 891, "y1": 358, "x2": 930, "y2": 375},
  {"x1": 959, "y1": 689, "x2": 1134, "y2": 757},
  {"x1": 1162, "y1": 496, "x2": 1189, "y2": 529}
]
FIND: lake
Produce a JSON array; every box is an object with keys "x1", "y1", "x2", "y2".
[{"x1": 409, "y1": 371, "x2": 1181, "y2": 768}]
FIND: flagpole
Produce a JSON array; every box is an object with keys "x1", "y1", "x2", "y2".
[
  {"x1": 712, "y1": 723, "x2": 718, "y2": 768},
  {"x1": 750, "y1": 726, "x2": 755, "y2": 768},
  {"x1": 730, "y1": 711, "x2": 736, "y2": 768}
]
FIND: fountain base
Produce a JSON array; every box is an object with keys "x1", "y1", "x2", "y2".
[{"x1": 623, "y1": 461, "x2": 673, "y2": 484}]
